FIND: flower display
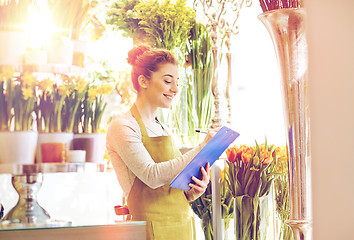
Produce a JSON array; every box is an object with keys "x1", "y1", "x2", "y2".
[
  {"x1": 36, "y1": 75, "x2": 88, "y2": 133},
  {"x1": 61, "y1": 76, "x2": 89, "y2": 132},
  {"x1": 190, "y1": 168, "x2": 234, "y2": 240},
  {"x1": 225, "y1": 141, "x2": 279, "y2": 240},
  {"x1": 107, "y1": 0, "x2": 195, "y2": 50},
  {"x1": 36, "y1": 76, "x2": 64, "y2": 133},
  {"x1": 79, "y1": 83, "x2": 114, "y2": 133},
  {"x1": 0, "y1": 67, "x2": 15, "y2": 131},
  {"x1": 0, "y1": 67, "x2": 37, "y2": 131}
]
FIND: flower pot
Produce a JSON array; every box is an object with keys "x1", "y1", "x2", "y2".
[
  {"x1": 36, "y1": 132, "x2": 74, "y2": 163},
  {"x1": 73, "y1": 133, "x2": 106, "y2": 163},
  {"x1": 0, "y1": 31, "x2": 28, "y2": 65},
  {"x1": 234, "y1": 195, "x2": 271, "y2": 240},
  {"x1": 0, "y1": 131, "x2": 38, "y2": 164},
  {"x1": 45, "y1": 37, "x2": 74, "y2": 65},
  {"x1": 24, "y1": 49, "x2": 47, "y2": 65},
  {"x1": 72, "y1": 40, "x2": 88, "y2": 67}
]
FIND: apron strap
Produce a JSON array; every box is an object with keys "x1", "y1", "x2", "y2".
[{"x1": 130, "y1": 104, "x2": 149, "y2": 138}]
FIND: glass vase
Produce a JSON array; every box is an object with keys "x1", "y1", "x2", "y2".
[
  {"x1": 234, "y1": 195, "x2": 270, "y2": 240},
  {"x1": 258, "y1": 8, "x2": 312, "y2": 240}
]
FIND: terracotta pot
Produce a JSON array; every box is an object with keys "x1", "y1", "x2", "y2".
[{"x1": 36, "y1": 132, "x2": 73, "y2": 163}]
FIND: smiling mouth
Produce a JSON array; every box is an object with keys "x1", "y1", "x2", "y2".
[{"x1": 163, "y1": 94, "x2": 174, "y2": 100}]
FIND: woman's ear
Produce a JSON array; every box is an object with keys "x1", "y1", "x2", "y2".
[{"x1": 138, "y1": 75, "x2": 148, "y2": 89}]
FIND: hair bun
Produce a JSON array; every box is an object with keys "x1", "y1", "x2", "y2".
[{"x1": 127, "y1": 44, "x2": 153, "y2": 66}]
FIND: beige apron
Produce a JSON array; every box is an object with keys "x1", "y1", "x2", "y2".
[{"x1": 127, "y1": 105, "x2": 194, "y2": 240}]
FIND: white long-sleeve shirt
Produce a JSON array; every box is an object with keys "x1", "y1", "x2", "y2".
[{"x1": 106, "y1": 111, "x2": 206, "y2": 197}]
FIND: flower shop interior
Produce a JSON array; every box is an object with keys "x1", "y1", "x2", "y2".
[{"x1": 0, "y1": 0, "x2": 353, "y2": 239}]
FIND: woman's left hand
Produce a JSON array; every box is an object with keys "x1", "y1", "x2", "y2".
[{"x1": 188, "y1": 162, "x2": 210, "y2": 199}]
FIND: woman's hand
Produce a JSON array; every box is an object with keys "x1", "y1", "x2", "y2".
[
  {"x1": 203, "y1": 127, "x2": 222, "y2": 145},
  {"x1": 185, "y1": 162, "x2": 210, "y2": 201}
]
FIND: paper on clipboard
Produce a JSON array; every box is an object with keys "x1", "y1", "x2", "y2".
[{"x1": 169, "y1": 126, "x2": 240, "y2": 191}]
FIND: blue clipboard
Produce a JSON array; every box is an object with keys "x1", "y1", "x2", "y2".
[{"x1": 169, "y1": 126, "x2": 240, "y2": 191}]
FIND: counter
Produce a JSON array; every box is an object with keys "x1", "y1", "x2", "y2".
[{"x1": 0, "y1": 221, "x2": 146, "y2": 240}]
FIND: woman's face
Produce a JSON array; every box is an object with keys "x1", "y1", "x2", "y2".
[{"x1": 144, "y1": 63, "x2": 179, "y2": 108}]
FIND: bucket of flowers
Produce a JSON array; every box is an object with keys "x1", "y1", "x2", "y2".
[
  {"x1": 0, "y1": 67, "x2": 38, "y2": 164},
  {"x1": 225, "y1": 141, "x2": 280, "y2": 240}
]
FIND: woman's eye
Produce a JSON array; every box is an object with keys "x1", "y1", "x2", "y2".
[{"x1": 164, "y1": 80, "x2": 171, "y2": 84}]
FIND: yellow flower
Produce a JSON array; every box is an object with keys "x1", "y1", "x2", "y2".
[
  {"x1": 57, "y1": 85, "x2": 68, "y2": 96},
  {"x1": 38, "y1": 78, "x2": 53, "y2": 91},
  {"x1": 88, "y1": 87, "x2": 98, "y2": 101},
  {"x1": 103, "y1": 84, "x2": 114, "y2": 95},
  {"x1": 62, "y1": 75, "x2": 74, "y2": 85},
  {"x1": 22, "y1": 87, "x2": 34, "y2": 100},
  {"x1": 75, "y1": 77, "x2": 88, "y2": 94},
  {"x1": 253, "y1": 155, "x2": 260, "y2": 165},
  {"x1": 21, "y1": 72, "x2": 37, "y2": 88},
  {"x1": 0, "y1": 66, "x2": 15, "y2": 81}
]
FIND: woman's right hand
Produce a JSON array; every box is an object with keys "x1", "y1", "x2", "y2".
[{"x1": 203, "y1": 127, "x2": 222, "y2": 144}]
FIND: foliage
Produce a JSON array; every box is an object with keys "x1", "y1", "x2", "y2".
[
  {"x1": 36, "y1": 75, "x2": 87, "y2": 133},
  {"x1": 79, "y1": 83, "x2": 114, "y2": 133},
  {"x1": 273, "y1": 146, "x2": 294, "y2": 240},
  {"x1": 225, "y1": 141, "x2": 280, "y2": 240},
  {"x1": 60, "y1": 76, "x2": 88, "y2": 132},
  {"x1": 186, "y1": 21, "x2": 214, "y2": 144},
  {"x1": 0, "y1": 67, "x2": 14, "y2": 131},
  {"x1": 190, "y1": 168, "x2": 234, "y2": 240},
  {"x1": 106, "y1": 0, "x2": 145, "y2": 41},
  {"x1": 106, "y1": 0, "x2": 195, "y2": 51},
  {"x1": 0, "y1": 67, "x2": 37, "y2": 131}
]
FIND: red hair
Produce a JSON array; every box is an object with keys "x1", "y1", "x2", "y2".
[{"x1": 127, "y1": 44, "x2": 178, "y2": 91}]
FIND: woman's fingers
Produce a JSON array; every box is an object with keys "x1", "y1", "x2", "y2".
[
  {"x1": 188, "y1": 163, "x2": 211, "y2": 193},
  {"x1": 204, "y1": 127, "x2": 222, "y2": 144}
]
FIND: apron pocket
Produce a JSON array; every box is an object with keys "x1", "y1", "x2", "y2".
[{"x1": 150, "y1": 219, "x2": 192, "y2": 240}]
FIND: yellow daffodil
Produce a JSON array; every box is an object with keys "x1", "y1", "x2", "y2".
[
  {"x1": 57, "y1": 85, "x2": 68, "y2": 96},
  {"x1": 21, "y1": 72, "x2": 37, "y2": 88},
  {"x1": 22, "y1": 87, "x2": 34, "y2": 100},
  {"x1": 75, "y1": 77, "x2": 88, "y2": 94},
  {"x1": 38, "y1": 78, "x2": 53, "y2": 91},
  {"x1": 100, "y1": 84, "x2": 114, "y2": 95},
  {"x1": 0, "y1": 66, "x2": 15, "y2": 81},
  {"x1": 88, "y1": 87, "x2": 98, "y2": 101}
]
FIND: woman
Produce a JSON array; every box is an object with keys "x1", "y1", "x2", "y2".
[{"x1": 106, "y1": 44, "x2": 219, "y2": 240}]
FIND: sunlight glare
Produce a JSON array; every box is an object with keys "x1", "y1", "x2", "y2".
[{"x1": 26, "y1": 9, "x2": 54, "y2": 49}]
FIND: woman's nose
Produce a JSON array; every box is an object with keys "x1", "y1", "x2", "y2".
[{"x1": 171, "y1": 82, "x2": 179, "y2": 93}]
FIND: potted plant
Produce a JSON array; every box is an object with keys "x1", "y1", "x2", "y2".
[
  {"x1": 190, "y1": 168, "x2": 234, "y2": 240},
  {"x1": 225, "y1": 141, "x2": 279, "y2": 240},
  {"x1": 106, "y1": 0, "x2": 194, "y2": 51},
  {"x1": 35, "y1": 75, "x2": 86, "y2": 163},
  {"x1": 73, "y1": 82, "x2": 114, "y2": 163},
  {"x1": 0, "y1": 67, "x2": 38, "y2": 164}
]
